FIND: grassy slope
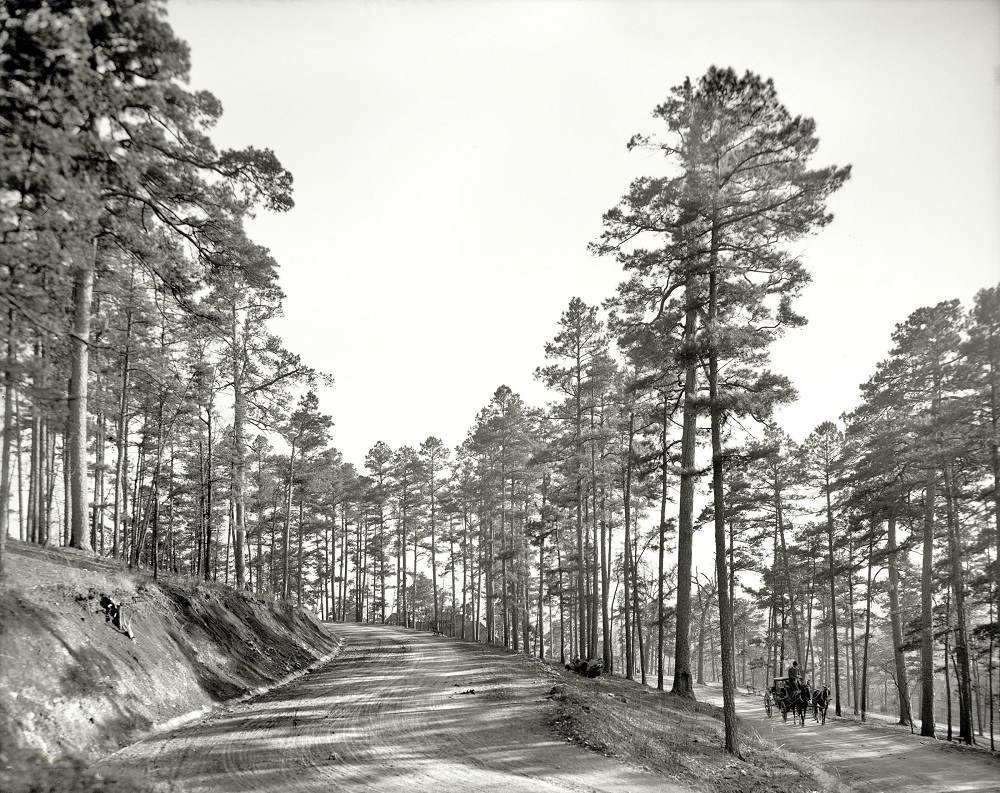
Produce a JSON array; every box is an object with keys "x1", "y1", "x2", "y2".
[{"x1": 0, "y1": 540, "x2": 340, "y2": 792}]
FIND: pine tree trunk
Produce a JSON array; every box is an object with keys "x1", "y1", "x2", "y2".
[
  {"x1": 0, "y1": 316, "x2": 14, "y2": 576},
  {"x1": 68, "y1": 244, "x2": 96, "y2": 551},
  {"x1": 708, "y1": 260, "x2": 740, "y2": 756},
  {"x1": 331, "y1": 523, "x2": 338, "y2": 619},
  {"x1": 485, "y1": 507, "x2": 495, "y2": 643},
  {"x1": 537, "y1": 493, "x2": 545, "y2": 659},
  {"x1": 847, "y1": 532, "x2": 859, "y2": 715},
  {"x1": 557, "y1": 541, "x2": 566, "y2": 662},
  {"x1": 204, "y1": 406, "x2": 214, "y2": 581},
  {"x1": 622, "y1": 415, "x2": 634, "y2": 679},
  {"x1": 231, "y1": 303, "x2": 247, "y2": 589},
  {"x1": 15, "y1": 395, "x2": 25, "y2": 542},
  {"x1": 354, "y1": 514, "x2": 363, "y2": 621},
  {"x1": 920, "y1": 465, "x2": 937, "y2": 736},
  {"x1": 696, "y1": 594, "x2": 708, "y2": 685},
  {"x1": 28, "y1": 351, "x2": 41, "y2": 544},
  {"x1": 657, "y1": 396, "x2": 668, "y2": 691},
  {"x1": 89, "y1": 291, "x2": 104, "y2": 554},
  {"x1": 776, "y1": 481, "x2": 802, "y2": 664},
  {"x1": 61, "y1": 422, "x2": 69, "y2": 546},
  {"x1": 600, "y1": 487, "x2": 611, "y2": 672},
  {"x1": 635, "y1": 511, "x2": 647, "y2": 686},
  {"x1": 886, "y1": 512, "x2": 911, "y2": 725},
  {"x1": 256, "y1": 453, "x2": 265, "y2": 592},
  {"x1": 296, "y1": 495, "x2": 304, "y2": 606},
  {"x1": 91, "y1": 397, "x2": 105, "y2": 554},
  {"x1": 575, "y1": 359, "x2": 585, "y2": 658},
  {"x1": 151, "y1": 396, "x2": 164, "y2": 579},
  {"x1": 804, "y1": 555, "x2": 816, "y2": 684},
  {"x1": 167, "y1": 440, "x2": 175, "y2": 572},
  {"x1": 826, "y1": 474, "x2": 843, "y2": 716},
  {"x1": 399, "y1": 488, "x2": 407, "y2": 627},
  {"x1": 590, "y1": 484, "x2": 599, "y2": 661},
  {"x1": 943, "y1": 463, "x2": 974, "y2": 743},
  {"x1": 282, "y1": 440, "x2": 296, "y2": 599},
  {"x1": 861, "y1": 532, "x2": 875, "y2": 721},
  {"x1": 463, "y1": 507, "x2": 469, "y2": 640},
  {"x1": 842, "y1": 607, "x2": 852, "y2": 713},
  {"x1": 944, "y1": 592, "x2": 953, "y2": 741},
  {"x1": 268, "y1": 474, "x2": 280, "y2": 590},
  {"x1": 672, "y1": 278, "x2": 699, "y2": 698},
  {"x1": 431, "y1": 468, "x2": 439, "y2": 632},
  {"x1": 112, "y1": 306, "x2": 132, "y2": 560}
]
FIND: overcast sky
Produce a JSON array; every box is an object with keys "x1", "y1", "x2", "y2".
[{"x1": 168, "y1": 0, "x2": 1000, "y2": 472}]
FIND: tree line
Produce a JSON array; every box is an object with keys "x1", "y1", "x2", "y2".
[{"x1": 2, "y1": 1, "x2": 996, "y2": 756}]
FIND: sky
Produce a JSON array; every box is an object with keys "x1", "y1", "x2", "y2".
[{"x1": 167, "y1": 0, "x2": 1000, "y2": 473}]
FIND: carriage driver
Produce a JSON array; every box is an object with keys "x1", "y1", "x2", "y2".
[{"x1": 787, "y1": 660, "x2": 802, "y2": 693}]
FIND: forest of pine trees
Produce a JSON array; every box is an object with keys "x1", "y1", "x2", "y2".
[{"x1": 2, "y1": 1, "x2": 997, "y2": 754}]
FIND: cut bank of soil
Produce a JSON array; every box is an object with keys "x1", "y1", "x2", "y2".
[{"x1": 0, "y1": 540, "x2": 339, "y2": 792}]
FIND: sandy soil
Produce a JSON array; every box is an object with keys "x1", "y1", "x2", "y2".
[
  {"x1": 696, "y1": 685, "x2": 1000, "y2": 793},
  {"x1": 104, "y1": 623, "x2": 689, "y2": 793}
]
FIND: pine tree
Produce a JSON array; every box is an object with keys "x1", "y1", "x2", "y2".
[
  {"x1": 600, "y1": 67, "x2": 849, "y2": 752},
  {"x1": 865, "y1": 301, "x2": 969, "y2": 738},
  {"x1": 279, "y1": 391, "x2": 331, "y2": 599},
  {"x1": 419, "y1": 436, "x2": 450, "y2": 633},
  {"x1": 536, "y1": 298, "x2": 608, "y2": 659}
]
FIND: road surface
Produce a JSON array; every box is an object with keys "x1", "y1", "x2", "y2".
[
  {"x1": 696, "y1": 684, "x2": 1000, "y2": 793},
  {"x1": 106, "y1": 623, "x2": 684, "y2": 792}
]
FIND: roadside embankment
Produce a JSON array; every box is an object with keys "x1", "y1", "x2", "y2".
[{"x1": 0, "y1": 540, "x2": 340, "y2": 791}]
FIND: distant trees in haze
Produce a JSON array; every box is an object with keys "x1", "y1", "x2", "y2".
[{"x1": 2, "y1": 1, "x2": 997, "y2": 756}]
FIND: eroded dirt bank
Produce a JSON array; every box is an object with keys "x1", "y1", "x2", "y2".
[{"x1": 0, "y1": 540, "x2": 339, "y2": 791}]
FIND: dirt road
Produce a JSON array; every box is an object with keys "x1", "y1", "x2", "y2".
[
  {"x1": 106, "y1": 623, "x2": 685, "y2": 792},
  {"x1": 695, "y1": 685, "x2": 1000, "y2": 793}
]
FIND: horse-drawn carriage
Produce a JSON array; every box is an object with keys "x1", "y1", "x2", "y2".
[
  {"x1": 764, "y1": 677, "x2": 831, "y2": 725},
  {"x1": 765, "y1": 677, "x2": 809, "y2": 725}
]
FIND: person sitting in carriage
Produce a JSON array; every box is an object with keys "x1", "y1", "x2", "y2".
[{"x1": 786, "y1": 660, "x2": 802, "y2": 694}]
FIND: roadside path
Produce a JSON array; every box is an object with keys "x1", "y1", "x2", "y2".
[
  {"x1": 695, "y1": 684, "x2": 1000, "y2": 793},
  {"x1": 105, "y1": 623, "x2": 684, "y2": 793}
]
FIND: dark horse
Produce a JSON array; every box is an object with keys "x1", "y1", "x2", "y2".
[
  {"x1": 780, "y1": 683, "x2": 810, "y2": 726},
  {"x1": 812, "y1": 685, "x2": 831, "y2": 724}
]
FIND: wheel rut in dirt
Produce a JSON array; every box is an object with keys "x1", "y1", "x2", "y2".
[{"x1": 105, "y1": 623, "x2": 683, "y2": 792}]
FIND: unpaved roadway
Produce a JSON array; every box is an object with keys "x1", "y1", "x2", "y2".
[
  {"x1": 106, "y1": 623, "x2": 685, "y2": 792},
  {"x1": 696, "y1": 685, "x2": 1000, "y2": 793},
  {"x1": 106, "y1": 623, "x2": 998, "y2": 793}
]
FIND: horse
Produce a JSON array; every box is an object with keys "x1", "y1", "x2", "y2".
[
  {"x1": 812, "y1": 685, "x2": 831, "y2": 724},
  {"x1": 778, "y1": 682, "x2": 810, "y2": 726}
]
